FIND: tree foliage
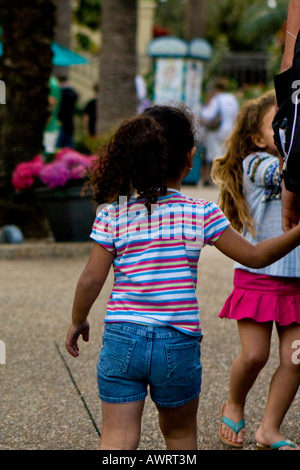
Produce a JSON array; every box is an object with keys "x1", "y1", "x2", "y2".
[
  {"x1": 73, "y1": 0, "x2": 101, "y2": 30},
  {"x1": 155, "y1": 0, "x2": 288, "y2": 52},
  {"x1": 236, "y1": 0, "x2": 288, "y2": 47}
]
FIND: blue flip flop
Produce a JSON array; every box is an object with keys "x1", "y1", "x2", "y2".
[
  {"x1": 256, "y1": 440, "x2": 297, "y2": 450},
  {"x1": 219, "y1": 402, "x2": 245, "y2": 448}
]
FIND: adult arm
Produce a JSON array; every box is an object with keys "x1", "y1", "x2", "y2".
[
  {"x1": 280, "y1": 1, "x2": 300, "y2": 229},
  {"x1": 281, "y1": 0, "x2": 300, "y2": 72}
]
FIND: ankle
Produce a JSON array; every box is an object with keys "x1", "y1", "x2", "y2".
[
  {"x1": 255, "y1": 425, "x2": 282, "y2": 446},
  {"x1": 226, "y1": 400, "x2": 245, "y2": 415}
]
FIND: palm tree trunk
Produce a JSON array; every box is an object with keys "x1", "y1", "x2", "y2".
[
  {"x1": 185, "y1": 0, "x2": 206, "y2": 40},
  {"x1": 97, "y1": 0, "x2": 138, "y2": 135},
  {"x1": 53, "y1": 0, "x2": 72, "y2": 78},
  {"x1": 0, "y1": 0, "x2": 56, "y2": 195}
]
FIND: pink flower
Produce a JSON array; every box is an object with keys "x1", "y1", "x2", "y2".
[
  {"x1": 70, "y1": 163, "x2": 87, "y2": 180},
  {"x1": 31, "y1": 155, "x2": 44, "y2": 175},
  {"x1": 11, "y1": 150, "x2": 97, "y2": 191},
  {"x1": 11, "y1": 155, "x2": 44, "y2": 191},
  {"x1": 39, "y1": 162, "x2": 71, "y2": 188}
]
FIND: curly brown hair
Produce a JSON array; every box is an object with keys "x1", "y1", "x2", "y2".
[
  {"x1": 85, "y1": 105, "x2": 195, "y2": 208},
  {"x1": 211, "y1": 90, "x2": 277, "y2": 236}
]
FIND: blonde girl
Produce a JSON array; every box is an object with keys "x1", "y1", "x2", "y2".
[{"x1": 212, "y1": 91, "x2": 300, "y2": 450}]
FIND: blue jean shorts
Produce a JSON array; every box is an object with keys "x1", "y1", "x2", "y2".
[{"x1": 97, "y1": 322, "x2": 202, "y2": 408}]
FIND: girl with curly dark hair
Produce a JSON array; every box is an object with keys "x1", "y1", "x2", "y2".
[
  {"x1": 86, "y1": 105, "x2": 195, "y2": 208},
  {"x1": 66, "y1": 105, "x2": 300, "y2": 450}
]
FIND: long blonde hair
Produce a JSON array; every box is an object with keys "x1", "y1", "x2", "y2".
[{"x1": 211, "y1": 91, "x2": 276, "y2": 236}]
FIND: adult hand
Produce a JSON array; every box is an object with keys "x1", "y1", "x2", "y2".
[{"x1": 281, "y1": 182, "x2": 300, "y2": 231}]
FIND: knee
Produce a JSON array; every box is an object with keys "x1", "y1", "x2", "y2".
[{"x1": 242, "y1": 350, "x2": 269, "y2": 372}]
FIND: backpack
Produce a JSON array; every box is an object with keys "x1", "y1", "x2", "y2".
[{"x1": 272, "y1": 31, "x2": 300, "y2": 194}]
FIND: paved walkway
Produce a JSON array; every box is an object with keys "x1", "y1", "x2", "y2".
[{"x1": 0, "y1": 184, "x2": 299, "y2": 450}]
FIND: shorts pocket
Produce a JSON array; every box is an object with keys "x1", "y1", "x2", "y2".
[
  {"x1": 165, "y1": 340, "x2": 201, "y2": 383},
  {"x1": 98, "y1": 332, "x2": 136, "y2": 376}
]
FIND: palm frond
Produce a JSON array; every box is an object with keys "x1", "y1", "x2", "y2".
[{"x1": 237, "y1": 0, "x2": 288, "y2": 44}]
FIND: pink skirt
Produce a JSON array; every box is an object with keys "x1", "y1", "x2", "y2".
[{"x1": 219, "y1": 269, "x2": 300, "y2": 326}]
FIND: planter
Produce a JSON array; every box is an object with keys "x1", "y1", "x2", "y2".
[{"x1": 35, "y1": 186, "x2": 95, "y2": 242}]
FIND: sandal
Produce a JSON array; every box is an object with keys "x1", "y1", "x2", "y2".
[
  {"x1": 256, "y1": 440, "x2": 297, "y2": 450},
  {"x1": 219, "y1": 402, "x2": 245, "y2": 448}
]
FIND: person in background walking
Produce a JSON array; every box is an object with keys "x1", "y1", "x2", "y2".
[
  {"x1": 43, "y1": 75, "x2": 61, "y2": 156},
  {"x1": 200, "y1": 78, "x2": 239, "y2": 186},
  {"x1": 83, "y1": 84, "x2": 99, "y2": 138},
  {"x1": 56, "y1": 76, "x2": 78, "y2": 149}
]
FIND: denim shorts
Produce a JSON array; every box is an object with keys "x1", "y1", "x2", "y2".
[{"x1": 97, "y1": 322, "x2": 202, "y2": 408}]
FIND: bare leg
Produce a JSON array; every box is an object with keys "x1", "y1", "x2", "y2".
[
  {"x1": 156, "y1": 397, "x2": 199, "y2": 450},
  {"x1": 220, "y1": 320, "x2": 273, "y2": 446},
  {"x1": 255, "y1": 323, "x2": 300, "y2": 449},
  {"x1": 99, "y1": 400, "x2": 145, "y2": 450}
]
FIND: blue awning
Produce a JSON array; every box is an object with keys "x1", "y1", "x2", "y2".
[
  {"x1": 51, "y1": 42, "x2": 89, "y2": 66},
  {"x1": 0, "y1": 41, "x2": 89, "y2": 66}
]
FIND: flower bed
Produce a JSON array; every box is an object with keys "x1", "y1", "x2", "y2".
[{"x1": 12, "y1": 148, "x2": 97, "y2": 191}]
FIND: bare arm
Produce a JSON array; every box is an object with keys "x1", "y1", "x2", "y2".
[
  {"x1": 281, "y1": 0, "x2": 300, "y2": 71},
  {"x1": 66, "y1": 243, "x2": 114, "y2": 357},
  {"x1": 214, "y1": 223, "x2": 300, "y2": 268},
  {"x1": 279, "y1": 2, "x2": 300, "y2": 228}
]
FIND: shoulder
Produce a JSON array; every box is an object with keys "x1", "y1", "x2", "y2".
[
  {"x1": 171, "y1": 193, "x2": 213, "y2": 209},
  {"x1": 219, "y1": 92, "x2": 238, "y2": 104},
  {"x1": 201, "y1": 200, "x2": 230, "y2": 244},
  {"x1": 95, "y1": 201, "x2": 119, "y2": 219},
  {"x1": 202, "y1": 199, "x2": 227, "y2": 220},
  {"x1": 173, "y1": 194, "x2": 222, "y2": 210},
  {"x1": 184, "y1": 197, "x2": 228, "y2": 223},
  {"x1": 243, "y1": 152, "x2": 260, "y2": 170},
  {"x1": 243, "y1": 152, "x2": 278, "y2": 170}
]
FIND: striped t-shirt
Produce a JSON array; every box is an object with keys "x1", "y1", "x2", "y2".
[{"x1": 91, "y1": 191, "x2": 229, "y2": 336}]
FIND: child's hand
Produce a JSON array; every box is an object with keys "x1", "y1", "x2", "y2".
[{"x1": 66, "y1": 320, "x2": 90, "y2": 357}]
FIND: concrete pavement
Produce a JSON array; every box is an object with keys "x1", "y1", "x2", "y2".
[{"x1": 0, "y1": 184, "x2": 299, "y2": 450}]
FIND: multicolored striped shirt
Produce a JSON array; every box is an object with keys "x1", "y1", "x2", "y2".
[{"x1": 91, "y1": 191, "x2": 229, "y2": 336}]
